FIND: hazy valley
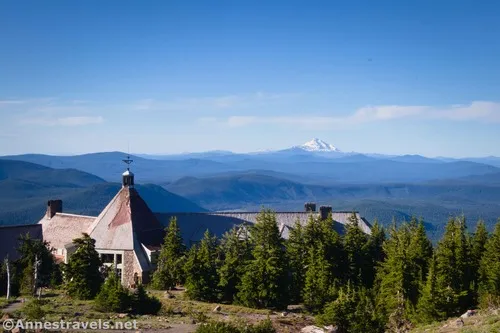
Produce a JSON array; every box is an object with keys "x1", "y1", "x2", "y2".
[{"x1": 2, "y1": 139, "x2": 500, "y2": 240}]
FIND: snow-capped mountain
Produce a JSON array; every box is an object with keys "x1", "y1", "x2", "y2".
[{"x1": 295, "y1": 138, "x2": 341, "y2": 152}]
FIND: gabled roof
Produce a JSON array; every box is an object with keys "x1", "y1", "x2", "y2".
[
  {"x1": 155, "y1": 211, "x2": 371, "y2": 244},
  {"x1": 38, "y1": 213, "x2": 95, "y2": 249},
  {"x1": 87, "y1": 186, "x2": 164, "y2": 251}
]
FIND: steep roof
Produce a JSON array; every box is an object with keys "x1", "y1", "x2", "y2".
[
  {"x1": 0, "y1": 224, "x2": 43, "y2": 260},
  {"x1": 155, "y1": 211, "x2": 371, "y2": 244},
  {"x1": 38, "y1": 213, "x2": 95, "y2": 249},
  {"x1": 87, "y1": 186, "x2": 164, "y2": 251}
]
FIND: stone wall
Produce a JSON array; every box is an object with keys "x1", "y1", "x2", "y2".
[{"x1": 123, "y1": 250, "x2": 138, "y2": 287}]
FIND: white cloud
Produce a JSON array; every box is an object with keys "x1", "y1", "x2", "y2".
[
  {"x1": 0, "y1": 100, "x2": 27, "y2": 107},
  {"x1": 133, "y1": 92, "x2": 301, "y2": 112},
  {"x1": 22, "y1": 116, "x2": 104, "y2": 127},
  {"x1": 198, "y1": 101, "x2": 500, "y2": 129}
]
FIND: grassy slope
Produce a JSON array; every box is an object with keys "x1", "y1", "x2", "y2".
[
  {"x1": 2, "y1": 289, "x2": 312, "y2": 333},
  {"x1": 411, "y1": 309, "x2": 500, "y2": 333}
]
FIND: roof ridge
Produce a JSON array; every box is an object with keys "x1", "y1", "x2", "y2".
[
  {"x1": 156, "y1": 211, "x2": 360, "y2": 215},
  {"x1": 56, "y1": 212, "x2": 96, "y2": 219}
]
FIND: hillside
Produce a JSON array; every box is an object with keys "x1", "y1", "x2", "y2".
[
  {"x1": 166, "y1": 172, "x2": 500, "y2": 239},
  {"x1": 0, "y1": 152, "x2": 240, "y2": 183},
  {"x1": 0, "y1": 160, "x2": 206, "y2": 225}
]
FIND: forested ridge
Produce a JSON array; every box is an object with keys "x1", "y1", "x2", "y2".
[{"x1": 152, "y1": 211, "x2": 500, "y2": 332}]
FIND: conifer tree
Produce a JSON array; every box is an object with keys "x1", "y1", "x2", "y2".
[
  {"x1": 64, "y1": 233, "x2": 103, "y2": 300},
  {"x1": 218, "y1": 227, "x2": 251, "y2": 303},
  {"x1": 375, "y1": 218, "x2": 432, "y2": 324},
  {"x1": 286, "y1": 219, "x2": 307, "y2": 304},
  {"x1": 344, "y1": 213, "x2": 369, "y2": 287},
  {"x1": 366, "y1": 220, "x2": 386, "y2": 288},
  {"x1": 432, "y1": 216, "x2": 473, "y2": 317},
  {"x1": 16, "y1": 234, "x2": 56, "y2": 295},
  {"x1": 415, "y1": 254, "x2": 447, "y2": 323},
  {"x1": 131, "y1": 284, "x2": 162, "y2": 315},
  {"x1": 151, "y1": 217, "x2": 186, "y2": 290},
  {"x1": 303, "y1": 244, "x2": 338, "y2": 312},
  {"x1": 375, "y1": 221, "x2": 409, "y2": 323},
  {"x1": 406, "y1": 217, "x2": 433, "y2": 305},
  {"x1": 94, "y1": 268, "x2": 131, "y2": 312},
  {"x1": 237, "y1": 210, "x2": 288, "y2": 309},
  {"x1": 184, "y1": 230, "x2": 219, "y2": 302},
  {"x1": 318, "y1": 284, "x2": 381, "y2": 333},
  {"x1": 471, "y1": 219, "x2": 489, "y2": 300},
  {"x1": 478, "y1": 220, "x2": 500, "y2": 308},
  {"x1": 302, "y1": 213, "x2": 344, "y2": 312}
]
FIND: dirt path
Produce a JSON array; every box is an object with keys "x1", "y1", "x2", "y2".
[{"x1": 1, "y1": 300, "x2": 23, "y2": 314}]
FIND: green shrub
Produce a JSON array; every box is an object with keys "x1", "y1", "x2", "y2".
[
  {"x1": 23, "y1": 299, "x2": 45, "y2": 320},
  {"x1": 94, "y1": 269, "x2": 131, "y2": 312},
  {"x1": 195, "y1": 319, "x2": 275, "y2": 333},
  {"x1": 131, "y1": 284, "x2": 162, "y2": 315}
]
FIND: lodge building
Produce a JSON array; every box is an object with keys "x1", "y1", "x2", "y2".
[{"x1": 1, "y1": 159, "x2": 372, "y2": 287}]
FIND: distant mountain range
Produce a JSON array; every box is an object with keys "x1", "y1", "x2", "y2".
[
  {"x1": 2, "y1": 139, "x2": 500, "y2": 240},
  {"x1": 0, "y1": 159, "x2": 205, "y2": 226},
  {"x1": 2, "y1": 138, "x2": 500, "y2": 184}
]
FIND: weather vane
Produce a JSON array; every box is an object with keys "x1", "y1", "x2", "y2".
[{"x1": 122, "y1": 155, "x2": 133, "y2": 170}]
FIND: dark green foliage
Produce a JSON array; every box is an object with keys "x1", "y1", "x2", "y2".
[
  {"x1": 303, "y1": 245, "x2": 338, "y2": 312},
  {"x1": 151, "y1": 217, "x2": 186, "y2": 290},
  {"x1": 237, "y1": 210, "x2": 289, "y2": 309},
  {"x1": 218, "y1": 227, "x2": 251, "y2": 303},
  {"x1": 432, "y1": 216, "x2": 473, "y2": 317},
  {"x1": 16, "y1": 234, "x2": 57, "y2": 295},
  {"x1": 365, "y1": 220, "x2": 386, "y2": 288},
  {"x1": 343, "y1": 213, "x2": 370, "y2": 287},
  {"x1": 415, "y1": 254, "x2": 447, "y2": 323},
  {"x1": 479, "y1": 220, "x2": 500, "y2": 308},
  {"x1": 285, "y1": 219, "x2": 307, "y2": 304},
  {"x1": 64, "y1": 233, "x2": 103, "y2": 300},
  {"x1": 471, "y1": 220, "x2": 489, "y2": 300},
  {"x1": 317, "y1": 286, "x2": 382, "y2": 333},
  {"x1": 302, "y1": 214, "x2": 345, "y2": 312},
  {"x1": 375, "y1": 218, "x2": 432, "y2": 323},
  {"x1": 406, "y1": 218, "x2": 433, "y2": 304},
  {"x1": 184, "y1": 230, "x2": 219, "y2": 302},
  {"x1": 94, "y1": 268, "x2": 131, "y2": 312},
  {"x1": 131, "y1": 284, "x2": 162, "y2": 315},
  {"x1": 195, "y1": 319, "x2": 275, "y2": 333},
  {"x1": 23, "y1": 299, "x2": 46, "y2": 320}
]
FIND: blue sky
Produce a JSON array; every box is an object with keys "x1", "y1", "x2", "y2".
[{"x1": 1, "y1": 0, "x2": 499, "y2": 157}]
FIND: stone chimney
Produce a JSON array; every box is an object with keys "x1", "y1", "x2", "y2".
[
  {"x1": 46, "y1": 200, "x2": 62, "y2": 219},
  {"x1": 304, "y1": 202, "x2": 317, "y2": 212},
  {"x1": 319, "y1": 206, "x2": 332, "y2": 220}
]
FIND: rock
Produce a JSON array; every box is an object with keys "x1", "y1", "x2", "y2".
[
  {"x1": 455, "y1": 318, "x2": 464, "y2": 327},
  {"x1": 301, "y1": 325, "x2": 326, "y2": 333},
  {"x1": 12, "y1": 328, "x2": 24, "y2": 333},
  {"x1": 323, "y1": 325, "x2": 338, "y2": 333},
  {"x1": 281, "y1": 311, "x2": 288, "y2": 317},
  {"x1": 461, "y1": 309, "x2": 476, "y2": 318},
  {"x1": 118, "y1": 313, "x2": 128, "y2": 319},
  {"x1": 1, "y1": 313, "x2": 10, "y2": 321},
  {"x1": 213, "y1": 305, "x2": 222, "y2": 312},
  {"x1": 164, "y1": 291, "x2": 175, "y2": 299}
]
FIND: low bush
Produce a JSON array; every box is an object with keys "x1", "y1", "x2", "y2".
[
  {"x1": 195, "y1": 319, "x2": 275, "y2": 333},
  {"x1": 131, "y1": 284, "x2": 162, "y2": 315},
  {"x1": 23, "y1": 299, "x2": 46, "y2": 320}
]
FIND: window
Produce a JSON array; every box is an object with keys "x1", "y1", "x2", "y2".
[
  {"x1": 116, "y1": 268, "x2": 122, "y2": 281},
  {"x1": 150, "y1": 251, "x2": 159, "y2": 265},
  {"x1": 101, "y1": 254, "x2": 114, "y2": 264},
  {"x1": 116, "y1": 254, "x2": 123, "y2": 264}
]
